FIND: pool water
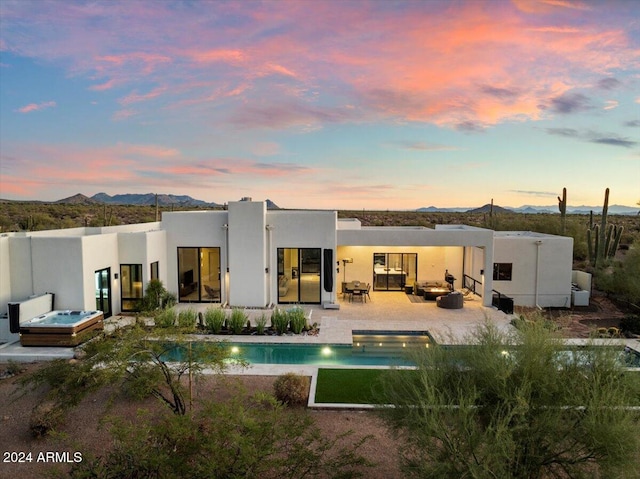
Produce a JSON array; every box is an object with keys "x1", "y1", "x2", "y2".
[
  {"x1": 160, "y1": 331, "x2": 433, "y2": 366},
  {"x1": 159, "y1": 330, "x2": 640, "y2": 368},
  {"x1": 33, "y1": 311, "x2": 96, "y2": 325},
  {"x1": 224, "y1": 331, "x2": 433, "y2": 366}
]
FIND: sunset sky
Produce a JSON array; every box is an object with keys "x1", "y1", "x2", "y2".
[{"x1": 1, "y1": 0, "x2": 638, "y2": 210}]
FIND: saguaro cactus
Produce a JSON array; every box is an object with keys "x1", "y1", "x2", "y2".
[
  {"x1": 557, "y1": 187, "x2": 567, "y2": 235},
  {"x1": 586, "y1": 188, "x2": 623, "y2": 267}
]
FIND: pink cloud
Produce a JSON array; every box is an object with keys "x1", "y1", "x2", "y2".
[
  {"x1": 112, "y1": 109, "x2": 137, "y2": 121},
  {"x1": 185, "y1": 48, "x2": 245, "y2": 64},
  {"x1": 89, "y1": 79, "x2": 117, "y2": 91},
  {"x1": 16, "y1": 101, "x2": 56, "y2": 113},
  {"x1": 119, "y1": 86, "x2": 167, "y2": 105},
  {"x1": 0, "y1": 140, "x2": 319, "y2": 201},
  {"x1": 1, "y1": 1, "x2": 637, "y2": 131}
]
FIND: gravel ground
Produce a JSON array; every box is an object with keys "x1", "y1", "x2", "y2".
[{"x1": 0, "y1": 365, "x2": 402, "y2": 479}]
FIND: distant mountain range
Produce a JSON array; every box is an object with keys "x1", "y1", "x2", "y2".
[
  {"x1": 417, "y1": 203, "x2": 639, "y2": 215},
  {"x1": 49, "y1": 193, "x2": 281, "y2": 209},
  {"x1": 2, "y1": 193, "x2": 636, "y2": 215}
]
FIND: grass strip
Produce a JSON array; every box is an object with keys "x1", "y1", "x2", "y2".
[{"x1": 314, "y1": 368, "x2": 387, "y2": 404}]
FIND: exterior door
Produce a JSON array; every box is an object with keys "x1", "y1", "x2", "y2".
[
  {"x1": 95, "y1": 268, "x2": 112, "y2": 318},
  {"x1": 277, "y1": 248, "x2": 321, "y2": 304},
  {"x1": 373, "y1": 253, "x2": 417, "y2": 291}
]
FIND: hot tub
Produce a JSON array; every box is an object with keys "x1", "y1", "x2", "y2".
[{"x1": 19, "y1": 310, "x2": 104, "y2": 346}]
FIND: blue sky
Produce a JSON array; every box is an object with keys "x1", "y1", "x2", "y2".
[{"x1": 1, "y1": 0, "x2": 638, "y2": 209}]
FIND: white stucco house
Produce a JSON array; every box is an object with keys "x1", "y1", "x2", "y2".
[{"x1": 1, "y1": 199, "x2": 577, "y2": 338}]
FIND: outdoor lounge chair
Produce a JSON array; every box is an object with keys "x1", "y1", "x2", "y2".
[
  {"x1": 204, "y1": 285, "x2": 220, "y2": 301},
  {"x1": 436, "y1": 291, "x2": 463, "y2": 309}
]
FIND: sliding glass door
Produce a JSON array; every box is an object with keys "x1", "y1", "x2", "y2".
[
  {"x1": 177, "y1": 247, "x2": 221, "y2": 303},
  {"x1": 373, "y1": 253, "x2": 417, "y2": 291},
  {"x1": 277, "y1": 248, "x2": 321, "y2": 304}
]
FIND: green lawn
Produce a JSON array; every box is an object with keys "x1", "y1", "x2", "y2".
[{"x1": 314, "y1": 368, "x2": 388, "y2": 404}]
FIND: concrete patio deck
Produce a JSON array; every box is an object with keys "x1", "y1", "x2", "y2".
[
  {"x1": 0, "y1": 290, "x2": 513, "y2": 363},
  {"x1": 4, "y1": 289, "x2": 637, "y2": 367}
]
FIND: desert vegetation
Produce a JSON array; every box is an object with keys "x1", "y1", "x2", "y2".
[
  {"x1": 379, "y1": 320, "x2": 640, "y2": 478},
  {"x1": 6, "y1": 320, "x2": 374, "y2": 478}
]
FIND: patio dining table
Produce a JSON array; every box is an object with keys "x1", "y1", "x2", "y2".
[{"x1": 345, "y1": 281, "x2": 368, "y2": 302}]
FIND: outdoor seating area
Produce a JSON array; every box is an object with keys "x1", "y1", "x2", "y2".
[
  {"x1": 414, "y1": 281, "x2": 451, "y2": 300},
  {"x1": 343, "y1": 281, "x2": 371, "y2": 302}
]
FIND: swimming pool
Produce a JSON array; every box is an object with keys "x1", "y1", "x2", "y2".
[
  {"x1": 160, "y1": 330, "x2": 640, "y2": 368},
  {"x1": 161, "y1": 331, "x2": 434, "y2": 366},
  {"x1": 226, "y1": 330, "x2": 433, "y2": 366}
]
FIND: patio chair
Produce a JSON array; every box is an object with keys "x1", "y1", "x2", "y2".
[
  {"x1": 351, "y1": 288, "x2": 365, "y2": 303},
  {"x1": 204, "y1": 284, "x2": 220, "y2": 301}
]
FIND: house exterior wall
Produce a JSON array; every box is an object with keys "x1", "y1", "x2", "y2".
[
  {"x1": 6, "y1": 237, "x2": 33, "y2": 303},
  {"x1": 162, "y1": 210, "x2": 229, "y2": 302},
  {"x1": 1, "y1": 204, "x2": 576, "y2": 314},
  {"x1": 268, "y1": 209, "x2": 337, "y2": 305},
  {"x1": 228, "y1": 201, "x2": 267, "y2": 307},
  {"x1": 493, "y1": 233, "x2": 573, "y2": 308},
  {"x1": 116, "y1": 229, "x2": 167, "y2": 310},
  {"x1": 30, "y1": 236, "x2": 86, "y2": 310},
  {"x1": 463, "y1": 246, "x2": 488, "y2": 294},
  {"x1": 117, "y1": 230, "x2": 167, "y2": 284},
  {"x1": 0, "y1": 236, "x2": 13, "y2": 315},
  {"x1": 162, "y1": 206, "x2": 338, "y2": 307},
  {"x1": 80, "y1": 234, "x2": 121, "y2": 312}
]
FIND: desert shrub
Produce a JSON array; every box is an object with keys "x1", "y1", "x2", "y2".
[
  {"x1": 273, "y1": 373, "x2": 310, "y2": 407},
  {"x1": 228, "y1": 308, "x2": 247, "y2": 334},
  {"x1": 510, "y1": 312, "x2": 559, "y2": 332},
  {"x1": 271, "y1": 308, "x2": 289, "y2": 335},
  {"x1": 162, "y1": 291, "x2": 177, "y2": 309},
  {"x1": 67, "y1": 393, "x2": 370, "y2": 479},
  {"x1": 155, "y1": 308, "x2": 176, "y2": 328},
  {"x1": 177, "y1": 308, "x2": 197, "y2": 331},
  {"x1": 140, "y1": 279, "x2": 176, "y2": 312},
  {"x1": 288, "y1": 307, "x2": 307, "y2": 334},
  {"x1": 204, "y1": 307, "x2": 226, "y2": 334},
  {"x1": 29, "y1": 401, "x2": 65, "y2": 438},
  {"x1": 255, "y1": 313, "x2": 268, "y2": 335},
  {"x1": 620, "y1": 316, "x2": 640, "y2": 336},
  {"x1": 4, "y1": 360, "x2": 24, "y2": 376}
]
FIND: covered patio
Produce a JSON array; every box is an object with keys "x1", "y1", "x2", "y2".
[{"x1": 317, "y1": 289, "x2": 513, "y2": 345}]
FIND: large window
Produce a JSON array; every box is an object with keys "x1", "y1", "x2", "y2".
[
  {"x1": 121, "y1": 264, "x2": 143, "y2": 311},
  {"x1": 277, "y1": 248, "x2": 321, "y2": 304},
  {"x1": 493, "y1": 263, "x2": 513, "y2": 281},
  {"x1": 373, "y1": 253, "x2": 417, "y2": 291},
  {"x1": 177, "y1": 247, "x2": 221, "y2": 302}
]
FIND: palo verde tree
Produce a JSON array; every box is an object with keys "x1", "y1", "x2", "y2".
[
  {"x1": 18, "y1": 323, "x2": 236, "y2": 419},
  {"x1": 65, "y1": 391, "x2": 371, "y2": 479},
  {"x1": 379, "y1": 320, "x2": 640, "y2": 479}
]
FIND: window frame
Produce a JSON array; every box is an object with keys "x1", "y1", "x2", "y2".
[
  {"x1": 120, "y1": 264, "x2": 143, "y2": 312},
  {"x1": 493, "y1": 263, "x2": 513, "y2": 281}
]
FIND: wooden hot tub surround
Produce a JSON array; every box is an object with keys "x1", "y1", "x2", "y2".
[{"x1": 19, "y1": 311, "x2": 104, "y2": 347}]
